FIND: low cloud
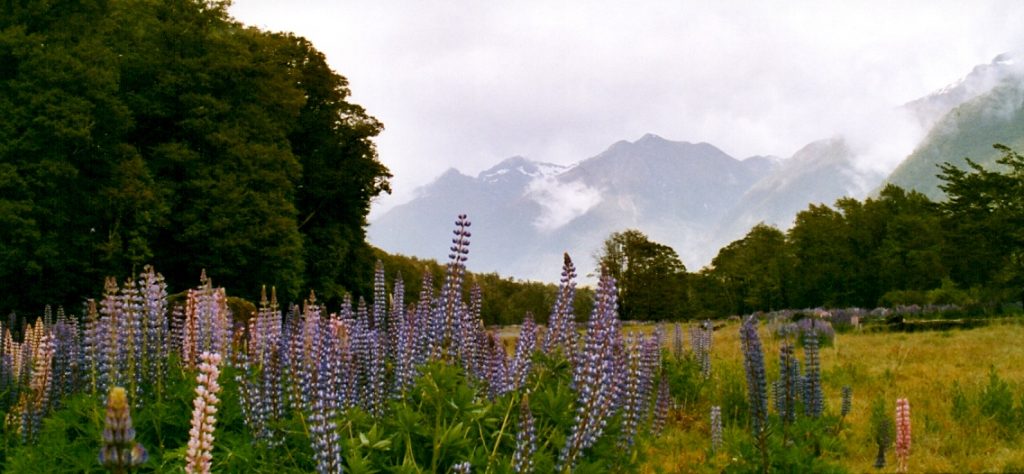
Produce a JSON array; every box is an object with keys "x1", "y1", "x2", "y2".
[{"x1": 525, "y1": 176, "x2": 602, "y2": 232}]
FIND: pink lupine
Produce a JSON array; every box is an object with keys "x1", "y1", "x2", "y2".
[
  {"x1": 895, "y1": 398, "x2": 911, "y2": 473},
  {"x1": 185, "y1": 352, "x2": 222, "y2": 474}
]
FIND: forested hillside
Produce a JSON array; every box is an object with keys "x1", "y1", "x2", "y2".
[{"x1": 0, "y1": 0, "x2": 390, "y2": 315}]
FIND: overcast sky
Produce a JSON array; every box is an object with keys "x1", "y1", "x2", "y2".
[{"x1": 229, "y1": 1, "x2": 1024, "y2": 216}]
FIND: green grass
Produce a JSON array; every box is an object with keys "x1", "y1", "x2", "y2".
[{"x1": 639, "y1": 320, "x2": 1024, "y2": 473}]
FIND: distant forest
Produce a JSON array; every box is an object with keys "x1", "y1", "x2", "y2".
[
  {"x1": 599, "y1": 146, "x2": 1024, "y2": 321},
  {"x1": 2, "y1": 1, "x2": 1021, "y2": 325}
]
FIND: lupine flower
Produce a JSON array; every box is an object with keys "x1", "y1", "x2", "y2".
[
  {"x1": 309, "y1": 352, "x2": 343, "y2": 474},
  {"x1": 542, "y1": 253, "x2": 578, "y2": 356},
  {"x1": 437, "y1": 215, "x2": 471, "y2": 358},
  {"x1": 559, "y1": 271, "x2": 620, "y2": 470},
  {"x1": 16, "y1": 331, "x2": 54, "y2": 443},
  {"x1": 775, "y1": 342, "x2": 799, "y2": 424},
  {"x1": 803, "y1": 331, "x2": 823, "y2": 418},
  {"x1": 710, "y1": 405, "x2": 723, "y2": 453},
  {"x1": 740, "y1": 315, "x2": 768, "y2": 437},
  {"x1": 871, "y1": 396, "x2": 894, "y2": 470},
  {"x1": 99, "y1": 386, "x2": 147, "y2": 472},
  {"x1": 841, "y1": 386, "x2": 852, "y2": 418},
  {"x1": 512, "y1": 395, "x2": 536, "y2": 474},
  {"x1": 509, "y1": 313, "x2": 537, "y2": 391},
  {"x1": 452, "y1": 461, "x2": 472, "y2": 473},
  {"x1": 651, "y1": 371, "x2": 671, "y2": 435},
  {"x1": 617, "y1": 336, "x2": 644, "y2": 449},
  {"x1": 672, "y1": 323, "x2": 684, "y2": 359},
  {"x1": 895, "y1": 398, "x2": 911, "y2": 473},
  {"x1": 185, "y1": 352, "x2": 222, "y2": 474}
]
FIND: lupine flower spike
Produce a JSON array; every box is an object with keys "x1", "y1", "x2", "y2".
[
  {"x1": 895, "y1": 398, "x2": 911, "y2": 473},
  {"x1": 99, "y1": 386, "x2": 147, "y2": 473},
  {"x1": 185, "y1": 352, "x2": 222, "y2": 474},
  {"x1": 710, "y1": 405, "x2": 723, "y2": 454},
  {"x1": 512, "y1": 395, "x2": 537, "y2": 473}
]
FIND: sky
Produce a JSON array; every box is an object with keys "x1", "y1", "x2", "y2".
[{"x1": 228, "y1": 1, "x2": 1024, "y2": 216}]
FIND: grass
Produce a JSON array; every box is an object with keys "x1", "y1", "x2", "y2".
[{"x1": 638, "y1": 319, "x2": 1024, "y2": 473}]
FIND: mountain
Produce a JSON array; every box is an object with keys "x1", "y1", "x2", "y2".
[
  {"x1": 368, "y1": 135, "x2": 776, "y2": 280},
  {"x1": 714, "y1": 137, "x2": 885, "y2": 249},
  {"x1": 371, "y1": 54, "x2": 1024, "y2": 282},
  {"x1": 883, "y1": 53, "x2": 1024, "y2": 200}
]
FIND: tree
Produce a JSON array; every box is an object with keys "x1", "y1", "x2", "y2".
[
  {"x1": 939, "y1": 144, "x2": 1024, "y2": 301},
  {"x1": 707, "y1": 224, "x2": 793, "y2": 314},
  {"x1": 596, "y1": 229, "x2": 687, "y2": 321},
  {"x1": 788, "y1": 204, "x2": 855, "y2": 307},
  {"x1": 0, "y1": 0, "x2": 391, "y2": 314}
]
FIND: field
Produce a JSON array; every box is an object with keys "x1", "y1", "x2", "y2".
[
  {"x1": 2, "y1": 253, "x2": 1024, "y2": 473},
  {"x1": 638, "y1": 320, "x2": 1024, "y2": 473}
]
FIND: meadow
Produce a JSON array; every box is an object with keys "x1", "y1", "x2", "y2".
[
  {"x1": 638, "y1": 320, "x2": 1024, "y2": 473},
  {"x1": 2, "y1": 216, "x2": 1023, "y2": 473}
]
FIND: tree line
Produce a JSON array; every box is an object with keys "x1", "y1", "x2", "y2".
[
  {"x1": 1, "y1": 0, "x2": 390, "y2": 315},
  {"x1": 600, "y1": 145, "x2": 1024, "y2": 320}
]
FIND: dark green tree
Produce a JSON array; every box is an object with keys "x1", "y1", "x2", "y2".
[
  {"x1": 788, "y1": 204, "x2": 855, "y2": 308},
  {"x1": 938, "y1": 144, "x2": 1024, "y2": 301},
  {"x1": 0, "y1": 0, "x2": 390, "y2": 314},
  {"x1": 596, "y1": 229, "x2": 687, "y2": 321},
  {"x1": 707, "y1": 223, "x2": 793, "y2": 314}
]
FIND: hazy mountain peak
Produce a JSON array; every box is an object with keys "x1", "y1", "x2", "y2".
[{"x1": 905, "y1": 51, "x2": 1024, "y2": 128}]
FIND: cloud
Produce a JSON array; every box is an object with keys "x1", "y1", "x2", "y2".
[
  {"x1": 525, "y1": 176, "x2": 602, "y2": 232},
  {"x1": 229, "y1": 0, "x2": 1024, "y2": 217}
]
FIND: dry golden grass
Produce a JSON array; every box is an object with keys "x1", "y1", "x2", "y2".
[{"x1": 636, "y1": 319, "x2": 1024, "y2": 473}]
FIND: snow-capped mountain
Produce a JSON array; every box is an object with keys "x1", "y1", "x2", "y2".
[{"x1": 369, "y1": 52, "x2": 1024, "y2": 282}]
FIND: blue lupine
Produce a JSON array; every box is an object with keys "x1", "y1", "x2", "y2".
[
  {"x1": 437, "y1": 215, "x2": 471, "y2": 358},
  {"x1": 652, "y1": 373, "x2": 671, "y2": 434},
  {"x1": 512, "y1": 395, "x2": 536, "y2": 473},
  {"x1": 803, "y1": 330, "x2": 823, "y2": 418},
  {"x1": 740, "y1": 315, "x2": 769, "y2": 437},
  {"x1": 673, "y1": 323, "x2": 684, "y2": 359},
  {"x1": 509, "y1": 313, "x2": 537, "y2": 391},
  {"x1": 543, "y1": 253, "x2": 578, "y2": 356},
  {"x1": 559, "y1": 271, "x2": 620, "y2": 470},
  {"x1": 776, "y1": 342, "x2": 799, "y2": 424}
]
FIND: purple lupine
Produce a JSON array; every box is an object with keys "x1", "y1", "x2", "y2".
[
  {"x1": 509, "y1": 314, "x2": 537, "y2": 391},
  {"x1": 366, "y1": 326, "x2": 387, "y2": 415},
  {"x1": 617, "y1": 336, "x2": 644, "y2": 449},
  {"x1": 673, "y1": 323, "x2": 684, "y2": 359},
  {"x1": 437, "y1": 215, "x2": 471, "y2": 359},
  {"x1": 652, "y1": 373, "x2": 671, "y2": 434},
  {"x1": 776, "y1": 342, "x2": 799, "y2": 424},
  {"x1": 740, "y1": 315, "x2": 769, "y2": 437},
  {"x1": 543, "y1": 253, "x2": 578, "y2": 356},
  {"x1": 413, "y1": 271, "x2": 434, "y2": 367},
  {"x1": 512, "y1": 395, "x2": 536, "y2": 473},
  {"x1": 371, "y1": 260, "x2": 387, "y2": 333},
  {"x1": 803, "y1": 331, "x2": 823, "y2": 418},
  {"x1": 460, "y1": 287, "x2": 485, "y2": 377},
  {"x1": 308, "y1": 332, "x2": 344, "y2": 474},
  {"x1": 691, "y1": 320, "x2": 713, "y2": 379},
  {"x1": 485, "y1": 333, "x2": 509, "y2": 399},
  {"x1": 710, "y1": 405, "x2": 723, "y2": 453},
  {"x1": 121, "y1": 277, "x2": 145, "y2": 403},
  {"x1": 391, "y1": 277, "x2": 418, "y2": 396},
  {"x1": 452, "y1": 461, "x2": 472, "y2": 474},
  {"x1": 139, "y1": 266, "x2": 168, "y2": 396},
  {"x1": 559, "y1": 271, "x2": 621, "y2": 470}
]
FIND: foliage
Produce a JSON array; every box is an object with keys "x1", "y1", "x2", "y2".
[
  {"x1": 596, "y1": 229, "x2": 687, "y2": 321},
  {"x1": 0, "y1": 0, "x2": 390, "y2": 315}
]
